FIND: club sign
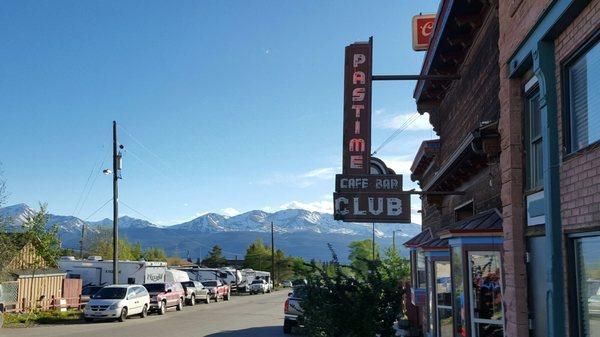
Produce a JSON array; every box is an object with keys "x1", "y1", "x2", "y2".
[
  {"x1": 412, "y1": 14, "x2": 436, "y2": 51},
  {"x1": 334, "y1": 38, "x2": 412, "y2": 224}
]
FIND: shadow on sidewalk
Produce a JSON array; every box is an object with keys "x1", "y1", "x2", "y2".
[{"x1": 204, "y1": 325, "x2": 288, "y2": 337}]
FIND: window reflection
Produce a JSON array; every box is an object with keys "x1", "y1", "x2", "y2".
[
  {"x1": 469, "y1": 251, "x2": 503, "y2": 337},
  {"x1": 435, "y1": 261, "x2": 453, "y2": 337},
  {"x1": 575, "y1": 235, "x2": 600, "y2": 337},
  {"x1": 452, "y1": 247, "x2": 466, "y2": 337}
]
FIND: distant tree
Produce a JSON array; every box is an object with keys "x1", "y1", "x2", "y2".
[
  {"x1": 202, "y1": 245, "x2": 227, "y2": 267},
  {"x1": 348, "y1": 239, "x2": 380, "y2": 274},
  {"x1": 131, "y1": 242, "x2": 143, "y2": 260},
  {"x1": 143, "y1": 247, "x2": 167, "y2": 262},
  {"x1": 22, "y1": 203, "x2": 61, "y2": 267},
  {"x1": 166, "y1": 256, "x2": 188, "y2": 266},
  {"x1": 381, "y1": 246, "x2": 410, "y2": 284},
  {"x1": 243, "y1": 239, "x2": 271, "y2": 271}
]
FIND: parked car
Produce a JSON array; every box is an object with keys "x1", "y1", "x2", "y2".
[
  {"x1": 79, "y1": 285, "x2": 104, "y2": 309},
  {"x1": 180, "y1": 281, "x2": 211, "y2": 305},
  {"x1": 143, "y1": 282, "x2": 185, "y2": 314},
  {"x1": 284, "y1": 286, "x2": 306, "y2": 334},
  {"x1": 83, "y1": 284, "x2": 150, "y2": 322},
  {"x1": 249, "y1": 279, "x2": 272, "y2": 294},
  {"x1": 281, "y1": 280, "x2": 293, "y2": 288},
  {"x1": 201, "y1": 279, "x2": 230, "y2": 301}
]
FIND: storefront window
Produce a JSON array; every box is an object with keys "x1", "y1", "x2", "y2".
[
  {"x1": 452, "y1": 247, "x2": 466, "y2": 337},
  {"x1": 435, "y1": 261, "x2": 453, "y2": 337},
  {"x1": 418, "y1": 251, "x2": 427, "y2": 288},
  {"x1": 574, "y1": 235, "x2": 600, "y2": 337},
  {"x1": 468, "y1": 251, "x2": 503, "y2": 337}
]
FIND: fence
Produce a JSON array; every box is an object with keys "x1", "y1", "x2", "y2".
[
  {"x1": 0, "y1": 281, "x2": 19, "y2": 312},
  {"x1": 0, "y1": 278, "x2": 84, "y2": 312}
]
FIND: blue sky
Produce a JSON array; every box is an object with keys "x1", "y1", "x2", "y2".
[{"x1": 0, "y1": 0, "x2": 438, "y2": 225}]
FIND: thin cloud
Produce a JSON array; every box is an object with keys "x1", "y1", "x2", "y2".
[
  {"x1": 221, "y1": 207, "x2": 241, "y2": 217},
  {"x1": 257, "y1": 167, "x2": 338, "y2": 188},
  {"x1": 279, "y1": 199, "x2": 333, "y2": 214},
  {"x1": 375, "y1": 110, "x2": 432, "y2": 131}
]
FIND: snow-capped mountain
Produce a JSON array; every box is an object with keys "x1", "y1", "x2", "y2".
[{"x1": 0, "y1": 203, "x2": 421, "y2": 261}]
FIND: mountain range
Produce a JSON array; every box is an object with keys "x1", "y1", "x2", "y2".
[{"x1": 0, "y1": 203, "x2": 421, "y2": 262}]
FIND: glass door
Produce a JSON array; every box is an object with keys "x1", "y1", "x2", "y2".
[
  {"x1": 435, "y1": 260, "x2": 453, "y2": 337},
  {"x1": 468, "y1": 251, "x2": 504, "y2": 337}
]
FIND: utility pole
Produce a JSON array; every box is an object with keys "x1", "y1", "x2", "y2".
[
  {"x1": 271, "y1": 221, "x2": 275, "y2": 284},
  {"x1": 372, "y1": 222, "x2": 376, "y2": 261},
  {"x1": 112, "y1": 121, "x2": 120, "y2": 284},
  {"x1": 392, "y1": 229, "x2": 402, "y2": 252},
  {"x1": 79, "y1": 223, "x2": 85, "y2": 259}
]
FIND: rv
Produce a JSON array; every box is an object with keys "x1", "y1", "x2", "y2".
[
  {"x1": 174, "y1": 266, "x2": 242, "y2": 290},
  {"x1": 58, "y1": 256, "x2": 167, "y2": 287},
  {"x1": 239, "y1": 269, "x2": 271, "y2": 293}
]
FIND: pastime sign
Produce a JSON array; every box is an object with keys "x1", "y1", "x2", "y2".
[
  {"x1": 412, "y1": 14, "x2": 436, "y2": 51},
  {"x1": 342, "y1": 38, "x2": 373, "y2": 175},
  {"x1": 333, "y1": 192, "x2": 411, "y2": 223}
]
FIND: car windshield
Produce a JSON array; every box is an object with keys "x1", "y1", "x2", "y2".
[
  {"x1": 143, "y1": 283, "x2": 166, "y2": 292},
  {"x1": 202, "y1": 281, "x2": 217, "y2": 287},
  {"x1": 181, "y1": 281, "x2": 194, "y2": 288},
  {"x1": 292, "y1": 286, "x2": 307, "y2": 299},
  {"x1": 82, "y1": 287, "x2": 102, "y2": 296},
  {"x1": 92, "y1": 287, "x2": 127, "y2": 299},
  {"x1": 251, "y1": 280, "x2": 264, "y2": 284}
]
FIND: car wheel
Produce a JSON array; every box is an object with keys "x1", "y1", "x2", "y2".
[
  {"x1": 225, "y1": 291, "x2": 230, "y2": 301},
  {"x1": 118, "y1": 307, "x2": 128, "y2": 322},
  {"x1": 176, "y1": 298, "x2": 183, "y2": 311},
  {"x1": 140, "y1": 304, "x2": 148, "y2": 318},
  {"x1": 283, "y1": 319, "x2": 293, "y2": 334},
  {"x1": 205, "y1": 295, "x2": 211, "y2": 304},
  {"x1": 158, "y1": 300, "x2": 167, "y2": 315},
  {"x1": 189, "y1": 294, "x2": 195, "y2": 306}
]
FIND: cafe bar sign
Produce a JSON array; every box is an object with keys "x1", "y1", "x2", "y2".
[{"x1": 334, "y1": 38, "x2": 411, "y2": 224}]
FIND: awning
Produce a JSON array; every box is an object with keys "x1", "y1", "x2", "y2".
[{"x1": 438, "y1": 209, "x2": 502, "y2": 238}]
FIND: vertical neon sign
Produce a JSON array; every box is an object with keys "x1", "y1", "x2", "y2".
[{"x1": 342, "y1": 37, "x2": 372, "y2": 175}]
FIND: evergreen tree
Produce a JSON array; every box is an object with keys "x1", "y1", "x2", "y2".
[
  {"x1": 202, "y1": 245, "x2": 227, "y2": 267},
  {"x1": 348, "y1": 239, "x2": 380, "y2": 274}
]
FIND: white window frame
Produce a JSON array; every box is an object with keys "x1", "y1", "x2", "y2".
[{"x1": 434, "y1": 260, "x2": 453, "y2": 337}]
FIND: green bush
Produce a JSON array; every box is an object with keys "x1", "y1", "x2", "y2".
[{"x1": 301, "y1": 245, "x2": 405, "y2": 337}]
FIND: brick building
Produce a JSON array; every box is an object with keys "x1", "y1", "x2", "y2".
[
  {"x1": 497, "y1": 0, "x2": 599, "y2": 336},
  {"x1": 404, "y1": 0, "x2": 598, "y2": 336},
  {"x1": 404, "y1": 1, "x2": 505, "y2": 336}
]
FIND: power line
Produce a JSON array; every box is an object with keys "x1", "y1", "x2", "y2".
[
  {"x1": 76, "y1": 149, "x2": 110, "y2": 217},
  {"x1": 73, "y1": 147, "x2": 108, "y2": 217},
  {"x1": 372, "y1": 112, "x2": 421, "y2": 155},
  {"x1": 83, "y1": 198, "x2": 113, "y2": 221},
  {"x1": 118, "y1": 125, "x2": 173, "y2": 172}
]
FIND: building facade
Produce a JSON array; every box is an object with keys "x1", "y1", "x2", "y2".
[
  {"x1": 405, "y1": 1, "x2": 505, "y2": 337},
  {"x1": 497, "y1": 0, "x2": 599, "y2": 336},
  {"x1": 405, "y1": 0, "x2": 599, "y2": 337}
]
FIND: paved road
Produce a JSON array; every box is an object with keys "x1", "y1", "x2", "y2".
[{"x1": 1, "y1": 290, "x2": 290, "y2": 337}]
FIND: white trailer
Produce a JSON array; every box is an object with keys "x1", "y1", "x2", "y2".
[
  {"x1": 58, "y1": 256, "x2": 167, "y2": 287},
  {"x1": 174, "y1": 266, "x2": 242, "y2": 290},
  {"x1": 239, "y1": 269, "x2": 271, "y2": 292},
  {"x1": 165, "y1": 268, "x2": 190, "y2": 282}
]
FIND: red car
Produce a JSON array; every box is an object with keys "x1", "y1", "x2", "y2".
[
  {"x1": 201, "y1": 280, "x2": 230, "y2": 301},
  {"x1": 143, "y1": 282, "x2": 185, "y2": 315}
]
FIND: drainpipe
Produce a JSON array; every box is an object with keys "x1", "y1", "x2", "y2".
[{"x1": 532, "y1": 40, "x2": 566, "y2": 337}]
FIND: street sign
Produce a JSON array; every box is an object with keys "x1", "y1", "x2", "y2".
[
  {"x1": 412, "y1": 14, "x2": 436, "y2": 51},
  {"x1": 333, "y1": 192, "x2": 411, "y2": 223},
  {"x1": 335, "y1": 174, "x2": 403, "y2": 192},
  {"x1": 342, "y1": 38, "x2": 373, "y2": 175}
]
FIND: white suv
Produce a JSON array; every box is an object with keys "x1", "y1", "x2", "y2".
[{"x1": 84, "y1": 285, "x2": 150, "y2": 322}]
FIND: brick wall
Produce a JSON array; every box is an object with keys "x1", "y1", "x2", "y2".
[
  {"x1": 497, "y1": 1, "x2": 552, "y2": 336},
  {"x1": 554, "y1": 1, "x2": 600, "y2": 230},
  {"x1": 498, "y1": 1, "x2": 600, "y2": 337}
]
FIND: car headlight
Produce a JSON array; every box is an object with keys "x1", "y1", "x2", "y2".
[{"x1": 108, "y1": 302, "x2": 122, "y2": 310}]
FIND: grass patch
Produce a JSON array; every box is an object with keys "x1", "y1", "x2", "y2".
[{"x1": 2, "y1": 309, "x2": 82, "y2": 328}]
